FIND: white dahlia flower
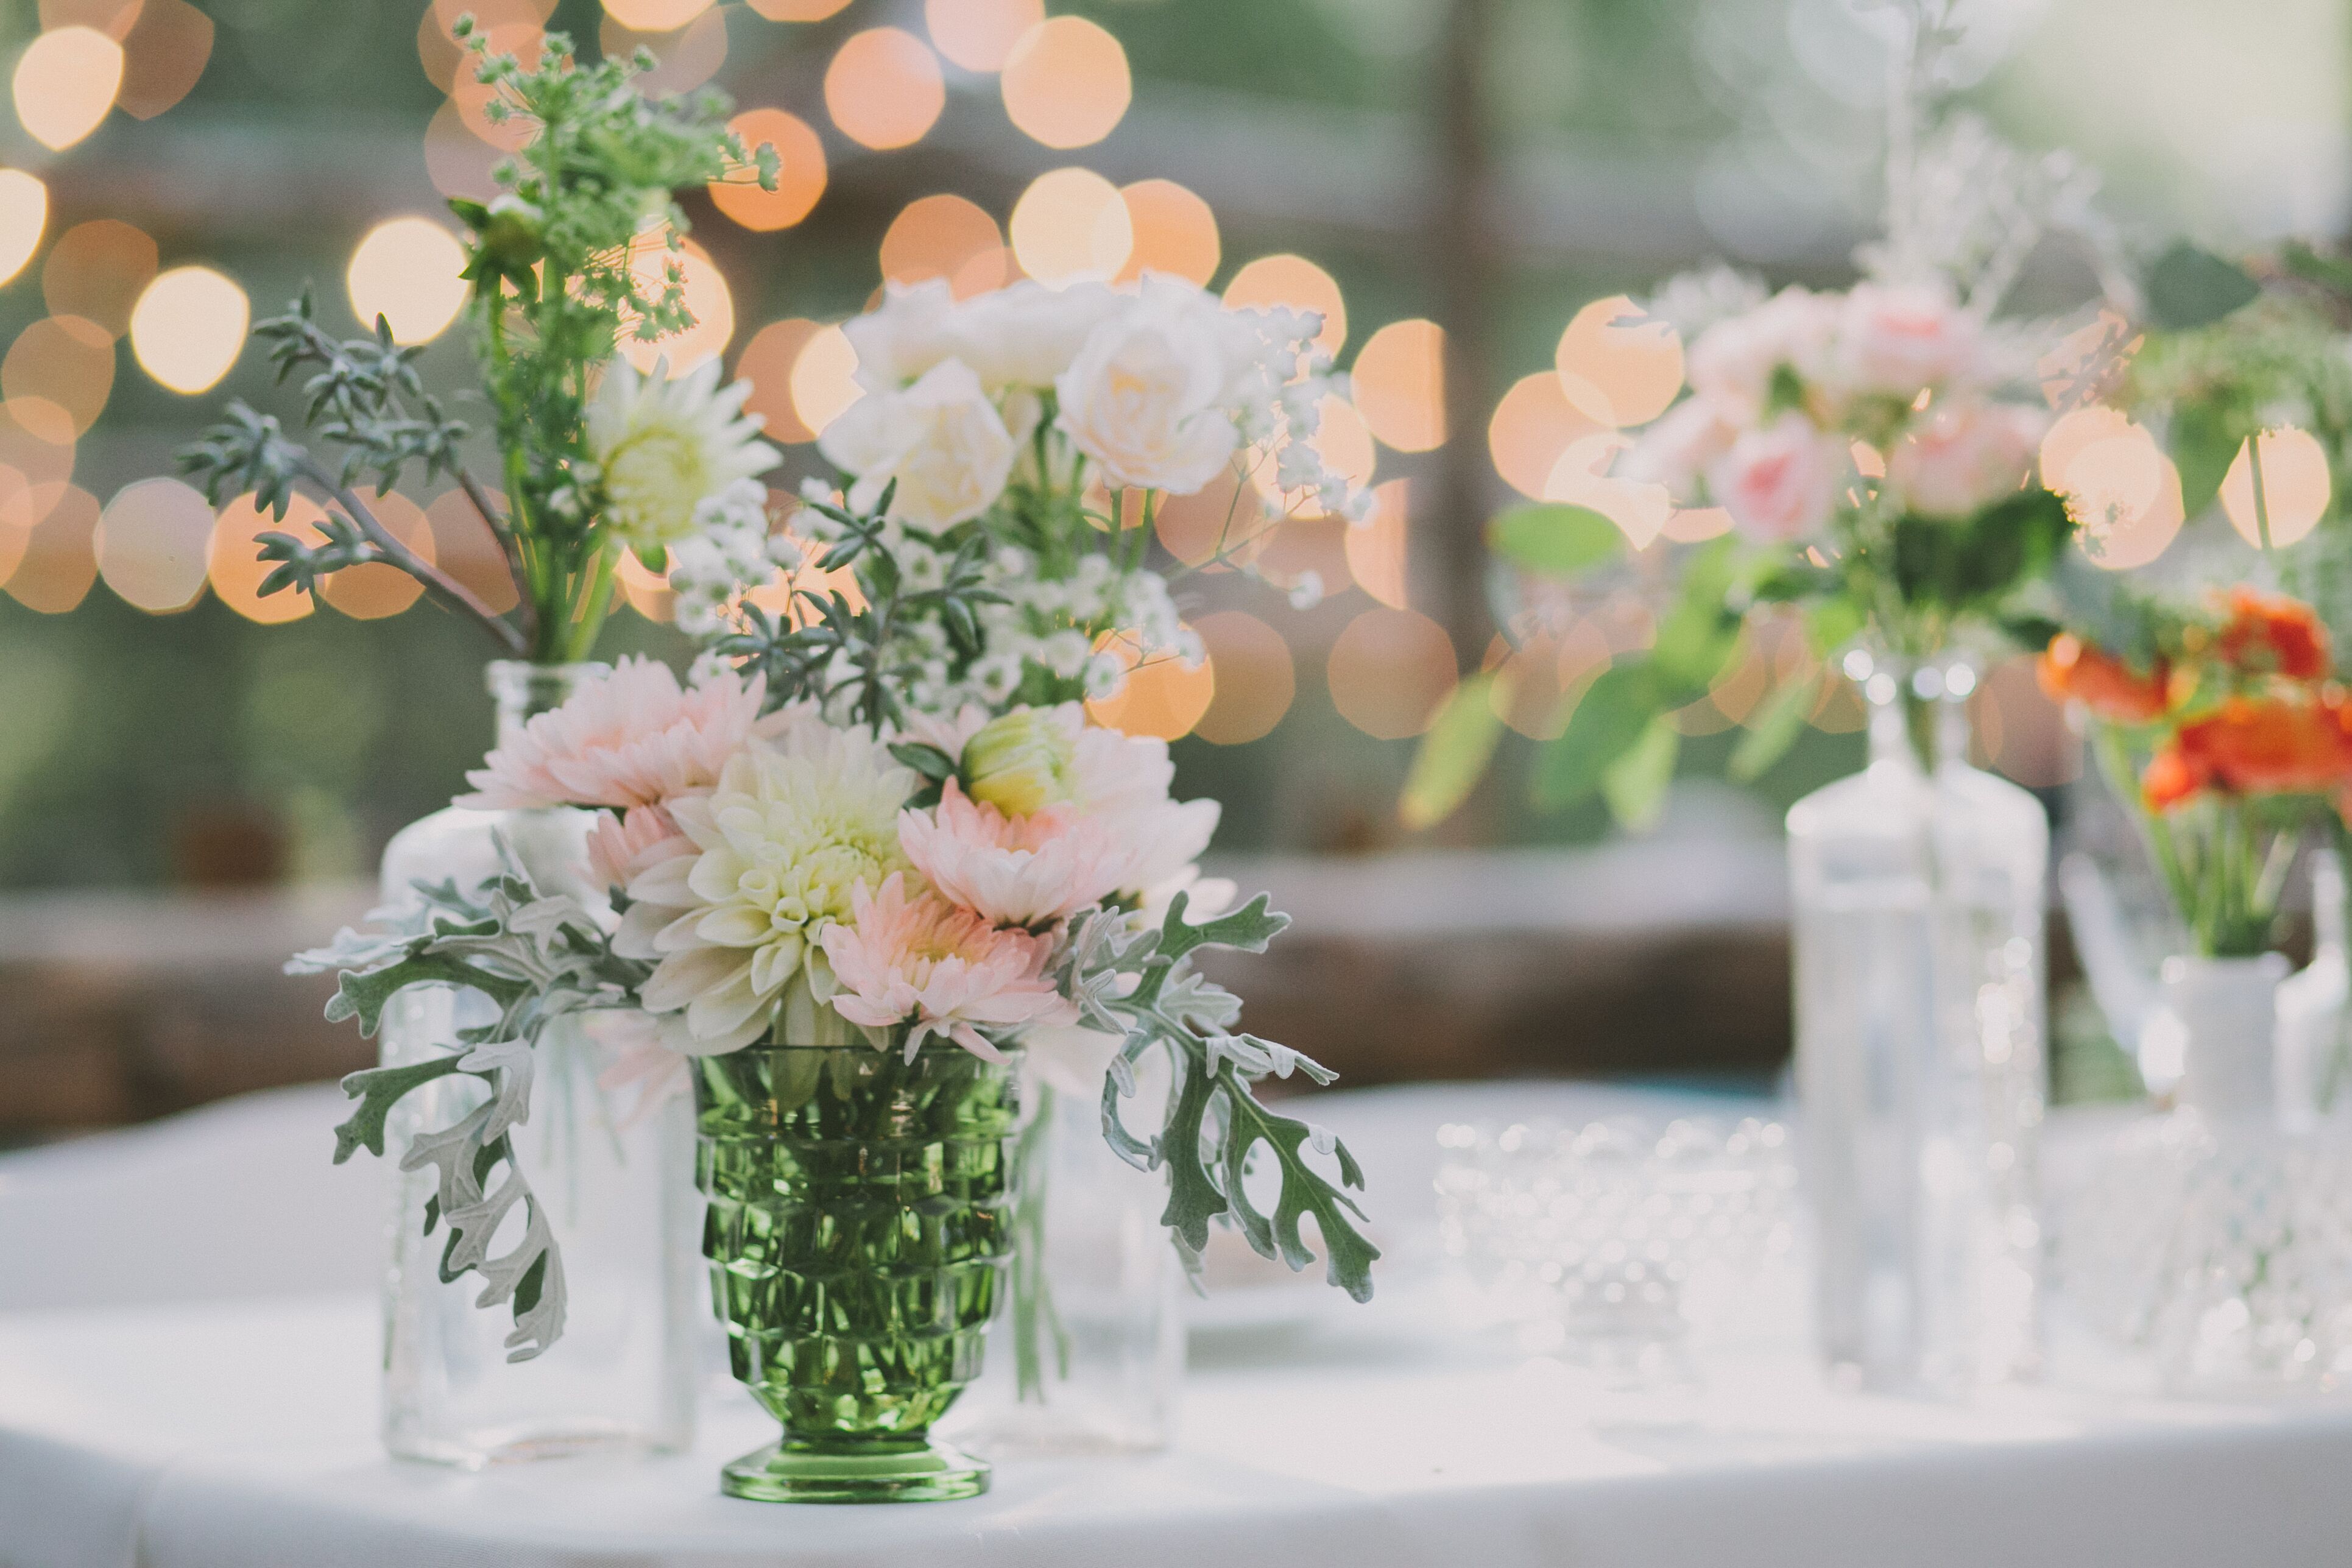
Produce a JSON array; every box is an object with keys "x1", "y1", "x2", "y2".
[{"x1": 585, "y1": 355, "x2": 782, "y2": 554}]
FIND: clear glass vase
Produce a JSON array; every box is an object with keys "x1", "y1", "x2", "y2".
[
  {"x1": 1787, "y1": 648, "x2": 2048, "y2": 1395},
  {"x1": 949, "y1": 1034, "x2": 1185, "y2": 1454},
  {"x1": 695, "y1": 1042, "x2": 1024, "y2": 1503},
  {"x1": 376, "y1": 660, "x2": 700, "y2": 1465}
]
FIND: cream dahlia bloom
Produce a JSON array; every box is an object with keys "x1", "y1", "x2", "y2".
[
  {"x1": 585, "y1": 356, "x2": 782, "y2": 553},
  {"x1": 818, "y1": 358, "x2": 1024, "y2": 533},
  {"x1": 819, "y1": 874, "x2": 1075, "y2": 1059},
  {"x1": 632, "y1": 725, "x2": 917, "y2": 1053},
  {"x1": 899, "y1": 780, "x2": 1137, "y2": 929},
  {"x1": 460, "y1": 657, "x2": 782, "y2": 810}
]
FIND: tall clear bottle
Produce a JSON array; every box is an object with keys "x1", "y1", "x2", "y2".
[
  {"x1": 1788, "y1": 648, "x2": 2047, "y2": 1395},
  {"x1": 376, "y1": 661, "x2": 700, "y2": 1465}
]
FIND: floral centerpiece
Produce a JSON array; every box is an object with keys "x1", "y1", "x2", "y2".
[{"x1": 291, "y1": 240, "x2": 1379, "y2": 1494}]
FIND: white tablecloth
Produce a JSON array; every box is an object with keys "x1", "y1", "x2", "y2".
[{"x1": 5, "y1": 1082, "x2": 2351, "y2": 1568}]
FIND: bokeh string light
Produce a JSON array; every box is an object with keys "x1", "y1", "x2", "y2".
[
  {"x1": 42, "y1": 219, "x2": 154, "y2": 337},
  {"x1": 1009, "y1": 168, "x2": 1131, "y2": 285},
  {"x1": 113, "y1": 0, "x2": 213, "y2": 121},
  {"x1": 1488, "y1": 372, "x2": 1605, "y2": 500},
  {"x1": 1000, "y1": 15, "x2": 1131, "y2": 150},
  {"x1": 600, "y1": 0, "x2": 712, "y2": 31},
  {"x1": 321, "y1": 492, "x2": 434, "y2": 620},
  {"x1": 708, "y1": 108, "x2": 826, "y2": 232},
  {"x1": 1223, "y1": 255, "x2": 1346, "y2": 356},
  {"x1": 4, "y1": 316, "x2": 115, "y2": 436},
  {"x1": 880, "y1": 195, "x2": 1005, "y2": 292},
  {"x1": 129, "y1": 267, "x2": 250, "y2": 395},
  {"x1": 824, "y1": 28, "x2": 945, "y2": 152},
  {"x1": 601, "y1": 7, "x2": 729, "y2": 97},
  {"x1": 424, "y1": 489, "x2": 521, "y2": 613},
  {"x1": 94, "y1": 478, "x2": 213, "y2": 614},
  {"x1": 208, "y1": 495, "x2": 320, "y2": 625},
  {"x1": 1553, "y1": 295, "x2": 1684, "y2": 428},
  {"x1": 1086, "y1": 630, "x2": 1215, "y2": 741},
  {"x1": 2, "y1": 484, "x2": 98, "y2": 613},
  {"x1": 1192, "y1": 610, "x2": 1295, "y2": 744},
  {"x1": 0, "y1": 171, "x2": 49, "y2": 289},
  {"x1": 1343, "y1": 479, "x2": 1412, "y2": 609},
  {"x1": 346, "y1": 218, "x2": 469, "y2": 345},
  {"x1": 1328, "y1": 607, "x2": 1457, "y2": 740},
  {"x1": 1114, "y1": 179, "x2": 1219, "y2": 287},
  {"x1": 926, "y1": 0, "x2": 1044, "y2": 73},
  {"x1": 745, "y1": 0, "x2": 851, "y2": 19},
  {"x1": 13, "y1": 26, "x2": 122, "y2": 152},
  {"x1": 735, "y1": 319, "x2": 824, "y2": 443},
  {"x1": 620, "y1": 235, "x2": 735, "y2": 373},
  {"x1": 2219, "y1": 427, "x2": 2330, "y2": 549},
  {"x1": 1351, "y1": 320, "x2": 1447, "y2": 453},
  {"x1": 788, "y1": 324, "x2": 861, "y2": 437}
]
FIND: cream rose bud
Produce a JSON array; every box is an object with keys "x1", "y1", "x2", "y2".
[
  {"x1": 844, "y1": 277, "x2": 960, "y2": 392},
  {"x1": 1704, "y1": 412, "x2": 1843, "y2": 544},
  {"x1": 1831, "y1": 280, "x2": 1983, "y2": 399},
  {"x1": 1887, "y1": 400, "x2": 2045, "y2": 520},
  {"x1": 818, "y1": 359, "x2": 1018, "y2": 533},
  {"x1": 951, "y1": 281, "x2": 1123, "y2": 390},
  {"x1": 1055, "y1": 297, "x2": 1241, "y2": 495},
  {"x1": 961, "y1": 707, "x2": 1079, "y2": 816},
  {"x1": 1686, "y1": 286, "x2": 1835, "y2": 416}
]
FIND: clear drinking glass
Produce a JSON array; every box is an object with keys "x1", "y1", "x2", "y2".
[
  {"x1": 950, "y1": 1040, "x2": 1185, "y2": 1453},
  {"x1": 376, "y1": 661, "x2": 700, "y2": 1465},
  {"x1": 1787, "y1": 648, "x2": 2047, "y2": 1394}
]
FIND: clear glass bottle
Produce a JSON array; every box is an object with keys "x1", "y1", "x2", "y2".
[
  {"x1": 1787, "y1": 648, "x2": 2047, "y2": 1395},
  {"x1": 376, "y1": 660, "x2": 700, "y2": 1466},
  {"x1": 2275, "y1": 850, "x2": 2350, "y2": 1131},
  {"x1": 948, "y1": 1034, "x2": 1184, "y2": 1453}
]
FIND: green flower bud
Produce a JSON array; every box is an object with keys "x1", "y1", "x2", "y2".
[
  {"x1": 961, "y1": 708, "x2": 1075, "y2": 817},
  {"x1": 478, "y1": 195, "x2": 546, "y2": 274}
]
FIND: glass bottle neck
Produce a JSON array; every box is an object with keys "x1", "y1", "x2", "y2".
[
  {"x1": 2314, "y1": 849, "x2": 2348, "y2": 961},
  {"x1": 486, "y1": 660, "x2": 606, "y2": 745},
  {"x1": 1856, "y1": 649, "x2": 1975, "y2": 775}
]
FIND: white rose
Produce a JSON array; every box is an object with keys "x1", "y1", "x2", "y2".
[
  {"x1": 1054, "y1": 289, "x2": 1242, "y2": 495},
  {"x1": 1887, "y1": 399, "x2": 2045, "y2": 520},
  {"x1": 843, "y1": 278, "x2": 959, "y2": 392},
  {"x1": 1703, "y1": 412, "x2": 1844, "y2": 545},
  {"x1": 951, "y1": 281, "x2": 1123, "y2": 390},
  {"x1": 1685, "y1": 286, "x2": 1836, "y2": 417},
  {"x1": 1829, "y1": 280, "x2": 1984, "y2": 399},
  {"x1": 818, "y1": 359, "x2": 1017, "y2": 532}
]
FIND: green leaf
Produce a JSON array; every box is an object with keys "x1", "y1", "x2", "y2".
[
  {"x1": 1400, "y1": 673, "x2": 1503, "y2": 830},
  {"x1": 325, "y1": 950, "x2": 528, "y2": 1037},
  {"x1": 333, "y1": 1054, "x2": 468, "y2": 1163},
  {"x1": 1531, "y1": 661, "x2": 1658, "y2": 813},
  {"x1": 1729, "y1": 673, "x2": 1821, "y2": 782},
  {"x1": 1157, "y1": 891, "x2": 1290, "y2": 966},
  {"x1": 2145, "y1": 241, "x2": 2261, "y2": 330},
  {"x1": 1486, "y1": 503, "x2": 1624, "y2": 575},
  {"x1": 1890, "y1": 487, "x2": 2072, "y2": 613},
  {"x1": 1600, "y1": 716, "x2": 1679, "y2": 832},
  {"x1": 888, "y1": 741, "x2": 958, "y2": 783}
]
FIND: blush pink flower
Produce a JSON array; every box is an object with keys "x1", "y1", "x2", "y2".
[
  {"x1": 1830, "y1": 281, "x2": 1984, "y2": 399},
  {"x1": 1623, "y1": 395, "x2": 1739, "y2": 503},
  {"x1": 586, "y1": 805, "x2": 692, "y2": 898},
  {"x1": 1685, "y1": 286, "x2": 1836, "y2": 415},
  {"x1": 899, "y1": 780, "x2": 1138, "y2": 928},
  {"x1": 1887, "y1": 400, "x2": 2046, "y2": 520},
  {"x1": 819, "y1": 874, "x2": 1077, "y2": 1059},
  {"x1": 459, "y1": 657, "x2": 782, "y2": 811},
  {"x1": 1705, "y1": 412, "x2": 1843, "y2": 544}
]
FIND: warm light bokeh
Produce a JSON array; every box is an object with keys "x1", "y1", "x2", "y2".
[
  {"x1": 824, "y1": 28, "x2": 945, "y2": 152},
  {"x1": 1009, "y1": 167, "x2": 1132, "y2": 286},
  {"x1": 1555, "y1": 294, "x2": 1683, "y2": 428},
  {"x1": 746, "y1": 0, "x2": 851, "y2": 18},
  {"x1": 1344, "y1": 478, "x2": 1411, "y2": 609},
  {"x1": 4, "y1": 484, "x2": 98, "y2": 613},
  {"x1": 1351, "y1": 319, "x2": 1446, "y2": 453},
  {"x1": 42, "y1": 219, "x2": 154, "y2": 336},
  {"x1": 881, "y1": 194, "x2": 1004, "y2": 292},
  {"x1": 1328, "y1": 607, "x2": 1457, "y2": 739},
  {"x1": 1544, "y1": 433, "x2": 1672, "y2": 549},
  {"x1": 2220, "y1": 427, "x2": 2331, "y2": 549},
  {"x1": 2066, "y1": 434, "x2": 2184, "y2": 571},
  {"x1": 4, "y1": 316, "x2": 115, "y2": 435},
  {"x1": 600, "y1": 0, "x2": 712, "y2": 30},
  {"x1": 346, "y1": 218, "x2": 468, "y2": 345},
  {"x1": 621, "y1": 236, "x2": 735, "y2": 373},
  {"x1": 425, "y1": 488, "x2": 521, "y2": 613},
  {"x1": 13, "y1": 26, "x2": 122, "y2": 152},
  {"x1": 322, "y1": 492, "x2": 434, "y2": 620},
  {"x1": 1488, "y1": 371, "x2": 1605, "y2": 500},
  {"x1": 925, "y1": 0, "x2": 1043, "y2": 72},
  {"x1": 0, "y1": 170, "x2": 48, "y2": 291},
  {"x1": 209, "y1": 494, "x2": 320, "y2": 624},
  {"x1": 789, "y1": 324, "x2": 863, "y2": 436},
  {"x1": 1000, "y1": 15, "x2": 1131, "y2": 150},
  {"x1": 736, "y1": 319, "x2": 824, "y2": 444},
  {"x1": 115, "y1": 0, "x2": 214, "y2": 121},
  {"x1": 1223, "y1": 254, "x2": 1346, "y2": 356},
  {"x1": 602, "y1": 8, "x2": 727, "y2": 98},
  {"x1": 1192, "y1": 610, "x2": 1295, "y2": 744},
  {"x1": 1114, "y1": 179, "x2": 1219, "y2": 288},
  {"x1": 1087, "y1": 632, "x2": 1215, "y2": 741},
  {"x1": 95, "y1": 476, "x2": 212, "y2": 613},
  {"x1": 710, "y1": 108, "x2": 827, "y2": 232},
  {"x1": 129, "y1": 267, "x2": 250, "y2": 395}
]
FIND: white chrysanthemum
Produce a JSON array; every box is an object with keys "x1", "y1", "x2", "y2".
[
  {"x1": 585, "y1": 356, "x2": 782, "y2": 553},
  {"x1": 631, "y1": 724, "x2": 918, "y2": 1054}
]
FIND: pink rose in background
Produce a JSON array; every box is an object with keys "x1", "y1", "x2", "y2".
[
  {"x1": 1704, "y1": 413, "x2": 1844, "y2": 544},
  {"x1": 1831, "y1": 281, "x2": 1983, "y2": 399},
  {"x1": 820, "y1": 874, "x2": 1077, "y2": 1059},
  {"x1": 1622, "y1": 395, "x2": 1738, "y2": 502},
  {"x1": 1886, "y1": 400, "x2": 2046, "y2": 520},
  {"x1": 1685, "y1": 286, "x2": 1835, "y2": 416},
  {"x1": 899, "y1": 780, "x2": 1139, "y2": 928},
  {"x1": 460, "y1": 657, "x2": 783, "y2": 811}
]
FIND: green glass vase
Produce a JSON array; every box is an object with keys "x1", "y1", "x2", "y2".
[{"x1": 694, "y1": 1042, "x2": 1024, "y2": 1503}]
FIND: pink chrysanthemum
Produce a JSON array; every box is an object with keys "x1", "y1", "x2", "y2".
[
  {"x1": 585, "y1": 804, "x2": 692, "y2": 898},
  {"x1": 459, "y1": 657, "x2": 781, "y2": 811},
  {"x1": 819, "y1": 874, "x2": 1076, "y2": 1059},
  {"x1": 899, "y1": 779, "x2": 1137, "y2": 928}
]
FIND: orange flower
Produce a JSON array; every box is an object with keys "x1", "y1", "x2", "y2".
[
  {"x1": 2214, "y1": 588, "x2": 2329, "y2": 681},
  {"x1": 2038, "y1": 633, "x2": 2169, "y2": 724},
  {"x1": 2141, "y1": 744, "x2": 2209, "y2": 813},
  {"x1": 2177, "y1": 695, "x2": 2352, "y2": 796}
]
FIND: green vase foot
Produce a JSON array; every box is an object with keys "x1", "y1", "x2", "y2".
[{"x1": 719, "y1": 1438, "x2": 992, "y2": 1504}]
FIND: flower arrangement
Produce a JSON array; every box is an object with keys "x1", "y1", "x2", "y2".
[
  {"x1": 175, "y1": 25, "x2": 786, "y2": 663},
  {"x1": 2044, "y1": 589, "x2": 2351, "y2": 957},
  {"x1": 292, "y1": 267, "x2": 1378, "y2": 1360}
]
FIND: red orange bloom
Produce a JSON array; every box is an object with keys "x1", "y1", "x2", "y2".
[
  {"x1": 2214, "y1": 588, "x2": 2329, "y2": 681},
  {"x1": 2140, "y1": 744, "x2": 2208, "y2": 812},
  {"x1": 2037, "y1": 633, "x2": 2169, "y2": 724},
  {"x1": 2144, "y1": 695, "x2": 2352, "y2": 812}
]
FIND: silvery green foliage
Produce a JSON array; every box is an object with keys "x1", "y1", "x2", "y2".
[
  {"x1": 291, "y1": 852, "x2": 647, "y2": 1360},
  {"x1": 1062, "y1": 894, "x2": 1379, "y2": 1302}
]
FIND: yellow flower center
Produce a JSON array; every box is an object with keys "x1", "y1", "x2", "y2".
[{"x1": 603, "y1": 424, "x2": 708, "y2": 548}]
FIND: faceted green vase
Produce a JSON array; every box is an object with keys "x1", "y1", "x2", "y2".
[{"x1": 694, "y1": 1042, "x2": 1023, "y2": 1503}]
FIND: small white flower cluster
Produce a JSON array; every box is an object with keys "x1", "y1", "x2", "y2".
[{"x1": 665, "y1": 478, "x2": 796, "y2": 638}]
